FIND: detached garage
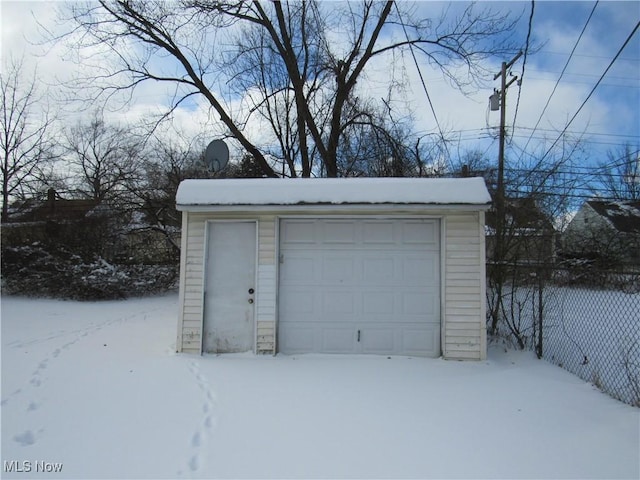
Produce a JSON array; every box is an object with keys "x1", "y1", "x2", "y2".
[{"x1": 175, "y1": 177, "x2": 490, "y2": 360}]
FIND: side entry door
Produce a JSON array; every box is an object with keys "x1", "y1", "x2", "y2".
[{"x1": 203, "y1": 221, "x2": 256, "y2": 353}]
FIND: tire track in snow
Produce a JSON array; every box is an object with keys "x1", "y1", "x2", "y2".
[
  {"x1": 179, "y1": 360, "x2": 217, "y2": 476},
  {"x1": 3, "y1": 306, "x2": 166, "y2": 447}
]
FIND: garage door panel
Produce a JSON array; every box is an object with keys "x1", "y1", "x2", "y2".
[
  {"x1": 362, "y1": 256, "x2": 395, "y2": 283},
  {"x1": 402, "y1": 221, "x2": 438, "y2": 245},
  {"x1": 323, "y1": 290, "x2": 355, "y2": 314},
  {"x1": 360, "y1": 257, "x2": 399, "y2": 285},
  {"x1": 361, "y1": 328, "x2": 395, "y2": 354},
  {"x1": 279, "y1": 326, "x2": 315, "y2": 353},
  {"x1": 402, "y1": 290, "x2": 438, "y2": 315},
  {"x1": 362, "y1": 220, "x2": 395, "y2": 244},
  {"x1": 362, "y1": 291, "x2": 395, "y2": 314},
  {"x1": 402, "y1": 328, "x2": 438, "y2": 355},
  {"x1": 322, "y1": 328, "x2": 356, "y2": 352},
  {"x1": 322, "y1": 256, "x2": 355, "y2": 283},
  {"x1": 403, "y1": 256, "x2": 438, "y2": 284},
  {"x1": 279, "y1": 218, "x2": 441, "y2": 357},
  {"x1": 281, "y1": 255, "x2": 315, "y2": 283},
  {"x1": 281, "y1": 220, "x2": 316, "y2": 245},
  {"x1": 322, "y1": 220, "x2": 357, "y2": 243},
  {"x1": 280, "y1": 289, "x2": 315, "y2": 315}
]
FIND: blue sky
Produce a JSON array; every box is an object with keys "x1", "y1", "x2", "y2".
[
  {"x1": 513, "y1": 1, "x2": 638, "y2": 139},
  {"x1": 407, "y1": 1, "x2": 639, "y2": 163},
  {"x1": 1, "y1": 1, "x2": 639, "y2": 188}
]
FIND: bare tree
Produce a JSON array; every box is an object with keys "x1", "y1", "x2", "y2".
[
  {"x1": 136, "y1": 136, "x2": 212, "y2": 228},
  {"x1": 336, "y1": 103, "x2": 446, "y2": 178},
  {"x1": 58, "y1": 1, "x2": 519, "y2": 177},
  {"x1": 131, "y1": 134, "x2": 265, "y2": 255},
  {"x1": 0, "y1": 57, "x2": 56, "y2": 221},
  {"x1": 590, "y1": 144, "x2": 640, "y2": 201},
  {"x1": 63, "y1": 113, "x2": 144, "y2": 203},
  {"x1": 453, "y1": 135, "x2": 585, "y2": 347}
]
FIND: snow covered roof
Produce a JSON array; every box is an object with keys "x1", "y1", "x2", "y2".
[
  {"x1": 176, "y1": 177, "x2": 491, "y2": 210},
  {"x1": 587, "y1": 200, "x2": 640, "y2": 233}
]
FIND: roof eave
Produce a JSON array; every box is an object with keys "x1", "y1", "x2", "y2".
[{"x1": 176, "y1": 202, "x2": 491, "y2": 213}]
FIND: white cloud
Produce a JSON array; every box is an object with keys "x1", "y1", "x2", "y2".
[{"x1": 2, "y1": 0, "x2": 637, "y2": 173}]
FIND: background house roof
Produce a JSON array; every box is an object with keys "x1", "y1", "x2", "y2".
[
  {"x1": 7, "y1": 198, "x2": 100, "y2": 223},
  {"x1": 176, "y1": 177, "x2": 491, "y2": 207},
  {"x1": 485, "y1": 197, "x2": 555, "y2": 234},
  {"x1": 587, "y1": 200, "x2": 640, "y2": 234}
]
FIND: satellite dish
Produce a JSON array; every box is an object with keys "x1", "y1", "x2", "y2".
[{"x1": 204, "y1": 139, "x2": 229, "y2": 171}]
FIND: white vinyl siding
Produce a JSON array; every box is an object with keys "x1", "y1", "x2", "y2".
[
  {"x1": 176, "y1": 207, "x2": 487, "y2": 360},
  {"x1": 177, "y1": 212, "x2": 206, "y2": 354},
  {"x1": 256, "y1": 217, "x2": 278, "y2": 353},
  {"x1": 176, "y1": 213, "x2": 278, "y2": 354},
  {"x1": 443, "y1": 212, "x2": 486, "y2": 360}
]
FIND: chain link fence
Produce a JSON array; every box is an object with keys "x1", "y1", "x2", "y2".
[{"x1": 489, "y1": 267, "x2": 640, "y2": 407}]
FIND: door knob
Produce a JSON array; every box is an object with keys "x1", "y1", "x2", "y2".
[
  {"x1": 248, "y1": 298, "x2": 254, "y2": 304},
  {"x1": 248, "y1": 288, "x2": 255, "y2": 294}
]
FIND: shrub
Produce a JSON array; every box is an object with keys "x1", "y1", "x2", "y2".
[{"x1": 1, "y1": 243, "x2": 177, "y2": 300}]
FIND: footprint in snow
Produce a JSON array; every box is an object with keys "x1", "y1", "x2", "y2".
[
  {"x1": 189, "y1": 455, "x2": 200, "y2": 472},
  {"x1": 180, "y1": 360, "x2": 219, "y2": 475},
  {"x1": 13, "y1": 430, "x2": 36, "y2": 446},
  {"x1": 204, "y1": 415, "x2": 214, "y2": 429}
]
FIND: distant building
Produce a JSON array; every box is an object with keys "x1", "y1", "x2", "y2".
[
  {"x1": 562, "y1": 200, "x2": 640, "y2": 267},
  {"x1": 2, "y1": 189, "x2": 178, "y2": 264},
  {"x1": 6, "y1": 188, "x2": 101, "y2": 223},
  {"x1": 485, "y1": 196, "x2": 557, "y2": 268}
]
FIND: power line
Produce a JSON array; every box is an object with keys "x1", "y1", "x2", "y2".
[
  {"x1": 510, "y1": 135, "x2": 634, "y2": 148},
  {"x1": 453, "y1": 134, "x2": 636, "y2": 148},
  {"x1": 419, "y1": 126, "x2": 640, "y2": 139},
  {"x1": 394, "y1": 2, "x2": 452, "y2": 168},
  {"x1": 525, "y1": 76, "x2": 639, "y2": 88},
  {"x1": 503, "y1": 162, "x2": 640, "y2": 178},
  {"x1": 529, "y1": 70, "x2": 639, "y2": 82},
  {"x1": 537, "y1": 50, "x2": 640, "y2": 62},
  {"x1": 493, "y1": 156, "x2": 640, "y2": 179},
  {"x1": 500, "y1": 147, "x2": 640, "y2": 198},
  {"x1": 519, "y1": 1, "x2": 599, "y2": 160},
  {"x1": 536, "y1": 19, "x2": 640, "y2": 165},
  {"x1": 502, "y1": 189, "x2": 634, "y2": 201},
  {"x1": 511, "y1": 0, "x2": 535, "y2": 133},
  {"x1": 513, "y1": 126, "x2": 640, "y2": 139},
  {"x1": 515, "y1": 147, "x2": 640, "y2": 172}
]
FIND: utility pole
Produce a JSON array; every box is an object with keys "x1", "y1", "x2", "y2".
[
  {"x1": 493, "y1": 51, "x2": 523, "y2": 229},
  {"x1": 488, "y1": 50, "x2": 522, "y2": 334}
]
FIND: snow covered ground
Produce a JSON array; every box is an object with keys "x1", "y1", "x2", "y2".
[
  {"x1": 496, "y1": 285, "x2": 640, "y2": 405},
  {"x1": 1, "y1": 293, "x2": 638, "y2": 479}
]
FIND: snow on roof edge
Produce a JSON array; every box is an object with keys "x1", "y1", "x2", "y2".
[{"x1": 176, "y1": 177, "x2": 491, "y2": 207}]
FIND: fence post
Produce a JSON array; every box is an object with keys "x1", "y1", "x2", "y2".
[{"x1": 536, "y1": 276, "x2": 544, "y2": 358}]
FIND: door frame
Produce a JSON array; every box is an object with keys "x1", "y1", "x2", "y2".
[{"x1": 201, "y1": 219, "x2": 259, "y2": 354}]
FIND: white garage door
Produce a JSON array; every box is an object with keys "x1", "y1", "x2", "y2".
[{"x1": 278, "y1": 218, "x2": 440, "y2": 357}]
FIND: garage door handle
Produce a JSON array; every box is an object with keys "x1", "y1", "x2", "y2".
[{"x1": 357, "y1": 330, "x2": 361, "y2": 342}]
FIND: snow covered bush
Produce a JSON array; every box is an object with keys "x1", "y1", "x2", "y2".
[{"x1": 1, "y1": 243, "x2": 177, "y2": 300}]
